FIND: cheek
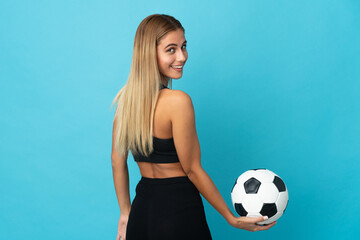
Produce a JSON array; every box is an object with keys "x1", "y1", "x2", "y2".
[{"x1": 159, "y1": 56, "x2": 173, "y2": 68}]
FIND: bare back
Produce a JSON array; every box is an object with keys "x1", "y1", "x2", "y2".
[{"x1": 136, "y1": 88, "x2": 187, "y2": 178}]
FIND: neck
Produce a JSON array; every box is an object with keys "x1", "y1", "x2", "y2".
[
  {"x1": 160, "y1": 75, "x2": 169, "y2": 87},
  {"x1": 160, "y1": 83, "x2": 167, "y2": 89},
  {"x1": 160, "y1": 81, "x2": 168, "y2": 88}
]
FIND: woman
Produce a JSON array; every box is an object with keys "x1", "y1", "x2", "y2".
[{"x1": 111, "y1": 14, "x2": 276, "y2": 240}]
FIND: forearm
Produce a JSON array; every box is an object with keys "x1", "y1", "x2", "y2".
[
  {"x1": 112, "y1": 164, "x2": 131, "y2": 216},
  {"x1": 188, "y1": 167, "x2": 235, "y2": 223}
]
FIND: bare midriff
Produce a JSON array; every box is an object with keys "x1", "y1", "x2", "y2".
[{"x1": 137, "y1": 161, "x2": 187, "y2": 178}]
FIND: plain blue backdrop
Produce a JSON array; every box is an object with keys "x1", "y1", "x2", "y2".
[{"x1": 1, "y1": 0, "x2": 359, "y2": 239}]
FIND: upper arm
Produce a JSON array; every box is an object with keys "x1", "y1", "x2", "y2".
[
  {"x1": 170, "y1": 91, "x2": 202, "y2": 176},
  {"x1": 111, "y1": 116, "x2": 128, "y2": 167}
]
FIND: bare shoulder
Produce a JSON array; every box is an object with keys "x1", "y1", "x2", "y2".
[
  {"x1": 172, "y1": 89, "x2": 191, "y2": 100},
  {"x1": 167, "y1": 89, "x2": 196, "y2": 131},
  {"x1": 166, "y1": 89, "x2": 194, "y2": 111},
  {"x1": 158, "y1": 89, "x2": 194, "y2": 115}
]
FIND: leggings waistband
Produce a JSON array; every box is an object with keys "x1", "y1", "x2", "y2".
[{"x1": 140, "y1": 175, "x2": 191, "y2": 185}]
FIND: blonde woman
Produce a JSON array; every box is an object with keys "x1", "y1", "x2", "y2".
[{"x1": 111, "y1": 14, "x2": 276, "y2": 240}]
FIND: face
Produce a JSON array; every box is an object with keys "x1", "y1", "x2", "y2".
[{"x1": 156, "y1": 29, "x2": 188, "y2": 80}]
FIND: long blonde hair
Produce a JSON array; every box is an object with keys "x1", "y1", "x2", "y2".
[{"x1": 110, "y1": 14, "x2": 185, "y2": 157}]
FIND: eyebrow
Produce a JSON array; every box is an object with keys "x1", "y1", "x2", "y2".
[{"x1": 164, "y1": 40, "x2": 187, "y2": 49}]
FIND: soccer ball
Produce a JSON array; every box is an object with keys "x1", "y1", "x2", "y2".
[{"x1": 231, "y1": 169, "x2": 289, "y2": 225}]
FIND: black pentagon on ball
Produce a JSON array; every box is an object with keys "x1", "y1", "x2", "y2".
[
  {"x1": 251, "y1": 168, "x2": 266, "y2": 171},
  {"x1": 244, "y1": 177, "x2": 261, "y2": 194},
  {"x1": 260, "y1": 203, "x2": 277, "y2": 218},
  {"x1": 273, "y1": 176, "x2": 286, "y2": 192},
  {"x1": 235, "y1": 203, "x2": 248, "y2": 216}
]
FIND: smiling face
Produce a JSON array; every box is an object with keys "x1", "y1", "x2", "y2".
[{"x1": 156, "y1": 29, "x2": 188, "y2": 83}]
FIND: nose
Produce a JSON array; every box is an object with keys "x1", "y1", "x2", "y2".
[{"x1": 177, "y1": 49, "x2": 187, "y2": 63}]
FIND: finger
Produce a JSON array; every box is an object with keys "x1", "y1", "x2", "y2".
[
  {"x1": 258, "y1": 221, "x2": 277, "y2": 231},
  {"x1": 252, "y1": 216, "x2": 269, "y2": 223},
  {"x1": 240, "y1": 215, "x2": 267, "y2": 223}
]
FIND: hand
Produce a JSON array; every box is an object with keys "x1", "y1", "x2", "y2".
[
  {"x1": 116, "y1": 214, "x2": 129, "y2": 240},
  {"x1": 228, "y1": 215, "x2": 277, "y2": 232}
]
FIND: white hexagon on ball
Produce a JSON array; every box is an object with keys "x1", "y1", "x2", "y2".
[
  {"x1": 242, "y1": 194, "x2": 263, "y2": 213},
  {"x1": 258, "y1": 182, "x2": 279, "y2": 203}
]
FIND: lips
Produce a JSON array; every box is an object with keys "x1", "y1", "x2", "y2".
[
  {"x1": 171, "y1": 66, "x2": 183, "y2": 72},
  {"x1": 171, "y1": 65, "x2": 183, "y2": 69}
]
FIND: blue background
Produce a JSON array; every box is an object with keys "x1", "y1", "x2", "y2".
[{"x1": 1, "y1": 0, "x2": 359, "y2": 239}]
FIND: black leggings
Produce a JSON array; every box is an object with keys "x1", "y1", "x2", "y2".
[{"x1": 126, "y1": 176, "x2": 212, "y2": 240}]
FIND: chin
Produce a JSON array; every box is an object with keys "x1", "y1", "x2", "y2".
[{"x1": 169, "y1": 73, "x2": 184, "y2": 79}]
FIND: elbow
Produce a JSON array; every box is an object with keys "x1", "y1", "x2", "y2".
[
  {"x1": 111, "y1": 154, "x2": 117, "y2": 167},
  {"x1": 185, "y1": 168, "x2": 192, "y2": 177},
  {"x1": 186, "y1": 165, "x2": 203, "y2": 179},
  {"x1": 111, "y1": 157, "x2": 127, "y2": 169},
  {"x1": 111, "y1": 158, "x2": 119, "y2": 168},
  {"x1": 111, "y1": 151, "x2": 128, "y2": 169},
  {"x1": 187, "y1": 169, "x2": 195, "y2": 180}
]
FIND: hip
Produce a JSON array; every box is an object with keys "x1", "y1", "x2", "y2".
[{"x1": 134, "y1": 175, "x2": 203, "y2": 209}]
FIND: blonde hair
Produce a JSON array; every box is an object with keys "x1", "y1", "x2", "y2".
[{"x1": 110, "y1": 14, "x2": 185, "y2": 157}]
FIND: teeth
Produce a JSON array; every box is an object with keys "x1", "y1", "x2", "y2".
[{"x1": 172, "y1": 65, "x2": 183, "y2": 69}]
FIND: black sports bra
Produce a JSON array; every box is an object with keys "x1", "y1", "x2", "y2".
[
  {"x1": 132, "y1": 136, "x2": 180, "y2": 163},
  {"x1": 132, "y1": 83, "x2": 180, "y2": 164}
]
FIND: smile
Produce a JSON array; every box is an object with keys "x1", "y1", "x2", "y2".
[{"x1": 171, "y1": 65, "x2": 183, "y2": 71}]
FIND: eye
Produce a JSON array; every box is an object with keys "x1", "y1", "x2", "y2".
[{"x1": 167, "y1": 45, "x2": 187, "y2": 53}]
